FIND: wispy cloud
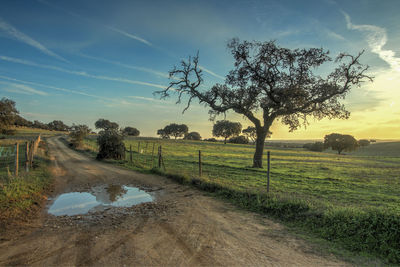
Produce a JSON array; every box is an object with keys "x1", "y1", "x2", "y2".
[
  {"x1": 199, "y1": 65, "x2": 225, "y2": 80},
  {"x1": 0, "y1": 81, "x2": 48, "y2": 96},
  {"x1": 105, "y1": 26, "x2": 152, "y2": 46},
  {"x1": 37, "y1": 0, "x2": 152, "y2": 47},
  {"x1": 0, "y1": 75, "x2": 172, "y2": 109},
  {"x1": 0, "y1": 17, "x2": 68, "y2": 63},
  {"x1": 127, "y1": 95, "x2": 171, "y2": 103},
  {"x1": 325, "y1": 29, "x2": 345, "y2": 41},
  {"x1": 79, "y1": 53, "x2": 169, "y2": 78},
  {"x1": 0, "y1": 75, "x2": 107, "y2": 100},
  {"x1": 343, "y1": 11, "x2": 400, "y2": 72},
  {"x1": 0, "y1": 55, "x2": 168, "y2": 89}
]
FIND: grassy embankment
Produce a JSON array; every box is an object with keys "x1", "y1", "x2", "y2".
[
  {"x1": 0, "y1": 127, "x2": 61, "y2": 223},
  {"x1": 83, "y1": 137, "x2": 400, "y2": 263}
]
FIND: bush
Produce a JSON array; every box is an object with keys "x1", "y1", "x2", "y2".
[
  {"x1": 69, "y1": 124, "x2": 90, "y2": 148},
  {"x1": 358, "y1": 139, "x2": 371, "y2": 147},
  {"x1": 96, "y1": 130, "x2": 125, "y2": 160},
  {"x1": 123, "y1": 127, "x2": 140, "y2": 136},
  {"x1": 303, "y1": 142, "x2": 325, "y2": 152},
  {"x1": 184, "y1": 132, "x2": 201, "y2": 140},
  {"x1": 204, "y1": 138, "x2": 217, "y2": 142},
  {"x1": 228, "y1": 135, "x2": 249, "y2": 144},
  {"x1": 0, "y1": 129, "x2": 16, "y2": 135}
]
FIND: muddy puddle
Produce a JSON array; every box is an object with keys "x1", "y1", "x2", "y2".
[{"x1": 48, "y1": 185, "x2": 153, "y2": 216}]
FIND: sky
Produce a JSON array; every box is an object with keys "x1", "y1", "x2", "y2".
[{"x1": 0, "y1": 0, "x2": 399, "y2": 139}]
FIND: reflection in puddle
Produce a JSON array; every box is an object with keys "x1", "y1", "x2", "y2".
[{"x1": 48, "y1": 185, "x2": 153, "y2": 216}]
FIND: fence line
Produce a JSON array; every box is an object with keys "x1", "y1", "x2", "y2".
[
  {"x1": 0, "y1": 135, "x2": 41, "y2": 177},
  {"x1": 122, "y1": 141, "x2": 272, "y2": 192}
]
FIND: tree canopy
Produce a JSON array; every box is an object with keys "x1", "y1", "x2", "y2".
[
  {"x1": 47, "y1": 120, "x2": 69, "y2": 131},
  {"x1": 156, "y1": 38, "x2": 372, "y2": 167},
  {"x1": 358, "y1": 139, "x2": 371, "y2": 147},
  {"x1": 0, "y1": 97, "x2": 19, "y2": 134},
  {"x1": 184, "y1": 131, "x2": 202, "y2": 140},
  {"x1": 159, "y1": 123, "x2": 189, "y2": 139},
  {"x1": 157, "y1": 128, "x2": 170, "y2": 139},
  {"x1": 95, "y1": 119, "x2": 125, "y2": 160},
  {"x1": 324, "y1": 133, "x2": 359, "y2": 154},
  {"x1": 212, "y1": 120, "x2": 242, "y2": 144},
  {"x1": 95, "y1": 118, "x2": 119, "y2": 131},
  {"x1": 123, "y1": 127, "x2": 140, "y2": 136},
  {"x1": 70, "y1": 124, "x2": 91, "y2": 148}
]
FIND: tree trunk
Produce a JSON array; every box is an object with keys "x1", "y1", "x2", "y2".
[
  {"x1": 224, "y1": 137, "x2": 227, "y2": 144},
  {"x1": 253, "y1": 129, "x2": 267, "y2": 168}
]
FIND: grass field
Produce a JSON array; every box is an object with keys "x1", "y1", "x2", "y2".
[
  {"x1": 87, "y1": 137, "x2": 400, "y2": 213},
  {"x1": 0, "y1": 128, "x2": 54, "y2": 223},
  {"x1": 83, "y1": 136, "x2": 400, "y2": 263}
]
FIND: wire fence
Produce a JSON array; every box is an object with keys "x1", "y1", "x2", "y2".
[
  {"x1": 123, "y1": 140, "x2": 271, "y2": 191},
  {"x1": 0, "y1": 135, "x2": 41, "y2": 177}
]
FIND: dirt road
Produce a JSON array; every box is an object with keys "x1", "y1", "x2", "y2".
[{"x1": 0, "y1": 137, "x2": 346, "y2": 266}]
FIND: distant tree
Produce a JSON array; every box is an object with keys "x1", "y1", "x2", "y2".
[
  {"x1": 14, "y1": 115, "x2": 32, "y2": 127},
  {"x1": 370, "y1": 139, "x2": 377, "y2": 143},
  {"x1": 47, "y1": 120, "x2": 69, "y2": 131},
  {"x1": 358, "y1": 139, "x2": 371, "y2": 147},
  {"x1": 69, "y1": 124, "x2": 91, "y2": 148},
  {"x1": 95, "y1": 119, "x2": 125, "y2": 160},
  {"x1": 163, "y1": 123, "x2": 189, "y2": 139},
  {"x1": 95, "y1": 118, "x2": 119, "y2": 131},
  {"x1": 0, "y1": 97, "x2": 19, "y2": 134},
  {"x1": 156, "y1": 38, "x2": 373, "y2": 168},
  {"x1": 184, "y1": 131, "x2": 202, "y2": 140},
  {"x1": 303, "y1": 142, "x2": 325, "y2": 152},
  {"x1": 33, "y1": 120, "x2": 48, "y2": 130},
  {"x1": 123, "y1": 127, "x2": 140, "y2": 136},
  {"x1": 212, "y1": 120, "x2": 242, "y2": 144},
  {"x1": 204, "y1": 138, "x2": 217, "y2": 142},
  {"x1": 242, "y1": 126, "x2": 271, "y2": 143},
  {"x1": 228, "y1": 135, "x2": 249, "y2": 144},
  {"x1": 324, "y1": 133, "x2": 359, "y2": 154},
  {"x1": 157, "y1": 128, "x2": 170, "y2": 139}
]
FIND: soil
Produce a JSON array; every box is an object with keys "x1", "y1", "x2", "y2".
[{"x1": 0, "y1": 137, "x2": 348, "y2": 266}]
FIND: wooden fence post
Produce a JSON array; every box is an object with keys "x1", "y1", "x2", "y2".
[
  {"x1": 14, "y1": 143, "x2": 19, "y2": 176},
  {"x1": 150, "y1": 143, "x2": 155, "y2": 168},
  {"x1": 144, "y1": 142, "x2": 149, "y2": 167},
  {"x1": 29, "y1": 141, "x2": 34, "y2": 168},
  {"x1": 158, "y1": 146, "x2": 162, "y2": 169},
  {"x1": 130, "y1": 145, "x2": 133, "y2": 163},
  {"x1": 267, "y1": 151, "x2": 270, "y2": 193},
  {"x1": 199, "y1": 150, "x2": 202, "y2": 177},
  {"x1": 25, "y1": 142, "x2": 29, "y2": 172}
]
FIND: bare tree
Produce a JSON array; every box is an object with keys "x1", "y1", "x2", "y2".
[{"x1": 156, "y1": 39, "x2": 372, "y2": 168}]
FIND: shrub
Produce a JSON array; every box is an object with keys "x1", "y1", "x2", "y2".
[
  {"x1": 95, "y1": 118, "x2": 125, "y2": 160},
  {"x1": 204, "y1": 138, "x2": 217, "y2": 142},
  {"x1": 303, "y1": 141, "x2": 325, "y2": 152},
  {"x1": 228, "y1": 135, "x2": 249, "y2": 144},
  {"x1": 184, "y1": 132, "x2": 201, "y2": 140},
  {"x1": 123, "y1": 127, "x2": 140, "y2": 136},
  {"x1": 358, "y1": 139, "x2": 371, "y2": 147},
  {"x1": 96, "y1": 130, "x2": 125, "y2": 160},
  {"x1": 69, "y1": 124, "x2": 91, "y2": 148}
]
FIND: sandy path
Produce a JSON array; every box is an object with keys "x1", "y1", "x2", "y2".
[{"x1": 0, "y1": 137, "x2": 347, "y2": 266}]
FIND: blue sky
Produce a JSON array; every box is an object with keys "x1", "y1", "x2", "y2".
[{"x1": 0, "y1": 0, "x2": 399, "y2": 139}]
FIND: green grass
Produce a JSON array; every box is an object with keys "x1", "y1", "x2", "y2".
[
  {"x1": 0, "y1": 140, "x2": 52, "y2": 224},
  {"x1": 83, "y1": 137, "x2": 400, "y2": 263},
  {"x1": 0, "y1": 126, "x2": 67, "y2": 145}
]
